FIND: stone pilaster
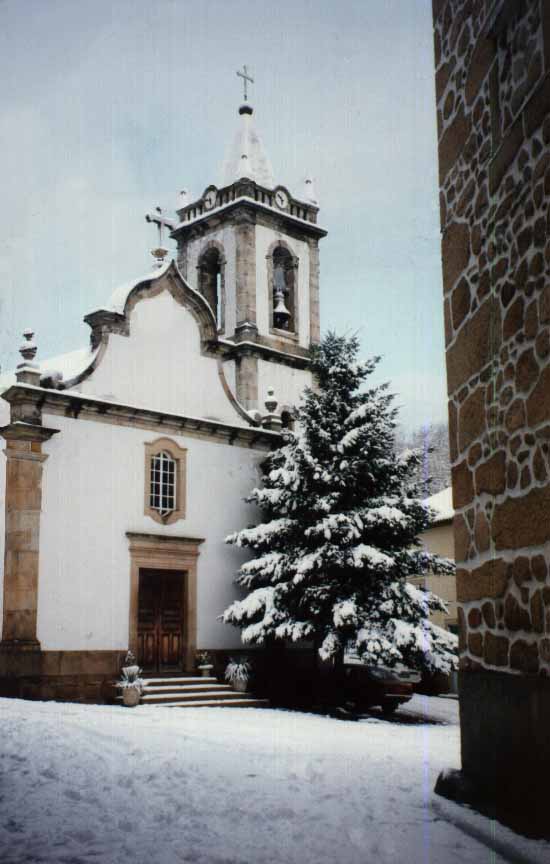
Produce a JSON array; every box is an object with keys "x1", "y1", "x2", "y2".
[
  {"x1": 0, "y1": 422, "x2": 58, "y2": 650},
  {"x1": 234, "y1": 208, "x2": 257, "y2": 332},
  {"x1": 308, "y1": 238, "x2": 321, "y2": 345},
  {"x1": 235, "y1": 351, "x2": 258, "y2": 410}
]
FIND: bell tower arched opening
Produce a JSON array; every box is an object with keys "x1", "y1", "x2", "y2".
[
  {"x1": 268, "y1": 243, "x2": 298, "y2": 336},
  {"x1": 197, "y1": 245, "x2": 225, "y2": 332}
]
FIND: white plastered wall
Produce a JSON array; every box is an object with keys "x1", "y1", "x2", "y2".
[
  {"x1": 255, "y1": 225, "x2": 311, "y2": 347},
  {"x1": 37, "y1": 412, "x2": 263, "y2": 651},
  {"x1": 417, "y1": 522, "x2": 457, "y2": 630},
  {"x1": 257, "y1": 360, "x2": 312, "y2": 413},
  {"x1": 76, "y1": 289, "x2": 242, "y2": 424}
]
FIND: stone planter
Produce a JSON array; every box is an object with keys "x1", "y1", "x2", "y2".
[
  {"x1": 198, "y1": 664, "x2": 214, "y2": 678},
  {"x1": 122, "y1": 686, "x2": 141, "y2": 707},
  {"x1": 231, "y1": 677, "x2": 249, "y2": 693}
]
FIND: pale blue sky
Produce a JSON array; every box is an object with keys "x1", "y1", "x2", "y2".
[{"x1": 0, "y1": 0, "x2": 446, "y2": 430}]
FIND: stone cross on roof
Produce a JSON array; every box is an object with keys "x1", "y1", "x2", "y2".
[
  {"x1": 145, "y1": 207, "x2": 175, "y2": 267},
  {"x1": 236, "y1": 64, "x2": 254, "y2": 102}
]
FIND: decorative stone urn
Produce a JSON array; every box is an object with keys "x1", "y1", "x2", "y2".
[
  {"x1": 122, "y1": 686, "x2": 141, "y2": 707},
  {"x1": 198, "y1": 664, "x2": 215, "y2": 678}
]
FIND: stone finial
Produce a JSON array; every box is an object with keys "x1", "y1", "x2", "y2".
[
  {"x1": 19, "y1": 330, "x2": 37, "y2": 365},
  {"x1": 177, "y1": 188, "x2": 189, "y2": 209},
  {"x1": 145, "y1": 207, "x2": 174, "y2": 268},
  {"x1": 301, "y1": 176, "x2": 318, "y2": 205},
  {"x1": 16, "y1": 329, "x2": 41, "y2": 386},
  {"x1": 261, "y1": 387, "x2": 282, "y2": 431},
  {"x1": 265, "y1": 387, "x2": 278, "y2": 414},
  {"x1": 150, "y1": 246, "x2": 169, "y2": 268}
]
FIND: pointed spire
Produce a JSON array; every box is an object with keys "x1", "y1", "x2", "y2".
[{"x1": 222, "y1": 103, "x2": 275, "y2": 189}]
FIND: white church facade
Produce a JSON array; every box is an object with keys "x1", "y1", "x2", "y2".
[{"x1": 0, "y1": 94, "x2": 326, "y2": 701}]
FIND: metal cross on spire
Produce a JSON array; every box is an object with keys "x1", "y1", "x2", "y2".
[{"x1": 236, "y1": 64, "x2": 254, "y2": 102}]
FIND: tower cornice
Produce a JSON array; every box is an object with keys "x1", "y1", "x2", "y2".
[{"x1": 171, "y1": 184, "x2": 327, "y2": 241}]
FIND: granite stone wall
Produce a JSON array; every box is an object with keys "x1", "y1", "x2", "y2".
[{"x1": 432, "y1": 0, "x2": 550, "y2": 836}]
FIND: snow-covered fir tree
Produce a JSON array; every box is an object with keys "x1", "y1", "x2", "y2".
[{"x1": 223, "y1": 333, "x2": 457, "y2": 674}]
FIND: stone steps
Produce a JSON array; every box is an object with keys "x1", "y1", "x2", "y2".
[
  {"x1": 155, "y1": 698, "x2": 270, "y2": 709},
  {"x1": 124, "y1": 674, "x2": 268, "y2": 710}
]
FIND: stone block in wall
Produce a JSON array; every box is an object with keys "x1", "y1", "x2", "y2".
[
  {"x1": 474, "y1": 450, "x2": 506, "y2": 496},
  {"x1": 481, "y1": 601, "x2": 496, "y2": 628},
  {"x1": 456, "y1": 558, "x2": 509, "y2": 603},
  {"x1": 431, "y1": 0, "x2": 447, "y2": 21},
  {"x1": 516, "y1": 348, "x2": 539, "y2": 393},
  {"x1": 489, "y1": 117, "x2": 524, "y2": 195},
  {"x1": 435, "y1": 57, "x2": 455, "y2": 104},
  {"x1": 532, "y1": 555, "x2": 548, "y2": 583},
  {"x1": 502, "y1": 297, "x2": 524, "y2": 344},
  {"x1": 504, "y1": 397, "x2": 526, "y2": 433},
  {"x1": 526, "y1": 364, "x2": 550, "y2": 427},
  {"x1": 451, "y1": 277, "x2": 471, "y2": 330},
  {"x1": 441, "y1": 222, "x2": 471, "y2": 295},
  {"x1": 451, "y1": 459, "x2": 474, "y2": 509},
  {"x1": 458, "y1": 386, "x2": 486, "y2": 451},
  {"x1": 523, "y1": 73, "x2": 550, "y2": 137},
  {"x1": 454, "y1": 513, "x2": 471, "y2": 562},
  {"x1": 483, "y1": 632, "x2": 509, "y2": 668},
  {"x1": 446, "y1": 298, "x2": 501, "y2": 394},
  {"x1": 468, "y1": 632, "x2": 483, "y2": 657},
  {"x1": 510, "y1": 639, "x2": 539, "y2": 674},
  {"x1": 465, "y1": 34, "x2": 496, "y2": 107},
  {"x1": 439, "y1": 106, "x2": 471, "y2": 185},
  {"x1": 474, "y1": 509, "x2": 490, "y2": 553},
  {"x1": 492, "y1": 484, "x2": 550, "y2": 550},
  {"x1": 530, "y1": 590, "x2": 544, "y2": 633},
  {"x1": 448, "y1": 399, "x2": 458, "y2": 462}
]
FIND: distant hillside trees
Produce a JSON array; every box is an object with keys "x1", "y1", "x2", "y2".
[{"x1": 395, "y1": 422, "x2": 451, "y2": 497}]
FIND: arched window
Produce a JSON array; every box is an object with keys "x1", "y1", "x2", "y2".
[
  {"x1": 270, "y1": 245, "x2": 297, "y2": 334},
  {"x1": 198, "y1": 246, "x2": 225, "y2": 331}
]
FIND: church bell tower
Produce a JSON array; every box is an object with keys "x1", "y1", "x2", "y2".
[{"x1": 170, "y1": 68, "x2": 327, "y2": 413}]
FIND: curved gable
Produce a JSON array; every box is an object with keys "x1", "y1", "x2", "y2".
[{"x1": 67, "y1": 261, "x2": 253, "y2": 426}]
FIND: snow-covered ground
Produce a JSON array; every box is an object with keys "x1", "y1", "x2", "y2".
[{"x1": 0, "y1": 696, "x2": 547, "y2": 864}]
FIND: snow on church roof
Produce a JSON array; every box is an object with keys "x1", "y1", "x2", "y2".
[
  {"x1": 0, "y1": 346, "x2": 95, "y2": 392},
  {"x1": 0, "y1": 264, "x2": 172, "y2": 393},
  {"x1": 222, "y1": 104, "x2": 275, "y2": 189},
  {"x1": 424, "y1": 486, "x2": 453, "y2": 524},
  {"x1": 98, "y1": 259, "x2": 172, "y2": 316}
]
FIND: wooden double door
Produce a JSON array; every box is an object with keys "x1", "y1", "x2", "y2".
[{"x1": 137, "y1": 569, "x2": 185, "y2": 673}]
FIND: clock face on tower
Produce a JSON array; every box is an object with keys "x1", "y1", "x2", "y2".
[
  {"x1": 203, "y1": 187, "x2": 217, "y2": 210},
  {"x1": 274, "y1": 188, "x2": 289, "y2": 210}
]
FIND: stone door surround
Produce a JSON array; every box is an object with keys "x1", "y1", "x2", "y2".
[{"x1": 126, "y1": 532, "x2": 203, "y2": 672}]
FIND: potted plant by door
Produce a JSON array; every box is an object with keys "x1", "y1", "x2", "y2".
[
  {"x1": 225, "y1": 658, "x2": 252, "y2": 693},
  {"x1": 196, "y1": 651, "x2": 215, "y2": 678},
  {"x1": 118, "y1": 651, "x2": 144, "y2": 707}
]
